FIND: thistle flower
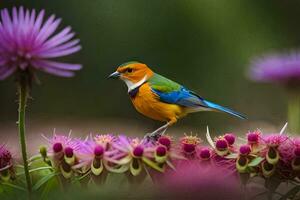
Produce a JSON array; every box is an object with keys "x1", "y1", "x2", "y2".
[
  {"x1": 249, "y1": 52, "x2": 300, "y2": 84},
  {"x1": 248, "y1": 52, "x2": 300, "y2": 133},
  {"x1": 73, "y1": 138, "x2": 120, "y2": 183},
  {"x1": 0, "y1": 7, "x2": 82, "y2": 80},
  {"x1": 94, "y1": 134, "x2": 115, "y2": 151},
  {"x1": 0, "y1": 145, "x2": 14, "y2": 181},
  {"x1": 43, "y1": 133, "x2": 80, "y2": 178},
  {"x1": 111, "y1": 136, "x2": 153, "y2": 176},
  {"x1": 180, "y1": 134, "x2": 201, "y2": 157},
  {"x1": 262, "y1": 134, "x2": 288, "y2": 165}
]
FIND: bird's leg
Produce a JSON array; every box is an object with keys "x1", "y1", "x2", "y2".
[
  {"x1": 143, "y1": 123, "x2": 169, "y2": 142},
  {"x1": 143, "y1": 118, "x2": 177, "y2": 142}
]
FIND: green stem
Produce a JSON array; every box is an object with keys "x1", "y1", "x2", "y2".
[
  {"x1": 18, "y1": 79, "x2": 32, "y2": 195},
  {"x1": 288, "y1": 92, "x2": 300, "y2": 134}
]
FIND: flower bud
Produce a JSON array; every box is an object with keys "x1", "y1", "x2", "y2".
[
  {"x1": 247, "y1": 131, "x2": 260, "y2": 144},
  {"x1": 224, "y1": 133, "x2": 235, "y2": 146},
  {"x1": 182, "y1": 143, "x2": 196, "y2": 154},
  {"x1": 132, "y1": 146, "x2": 144, "y2": 158},
  {"x1": 155, "y1": 146, "x2": 167, "y2": 163},
  {"x1": 158, "y1": 136, "x2": 171, "y2": 150},
  {"x1": 215, "y1": 138, "x2": 229, "y2": 156},
  {"x1": 53, "y1": 143, "x2": 63, "y2": 153},
  {"x1": 39, "y1": 146, "x2": 48, "y2": 159},
  {"x1": 94, "y1": 145, "x2": 104, "y2": 158},
  {"x1": 199, "y1": 148, "x2": 211, "y2": 160},
  {"x1": 64, "y1": 147, "x2": 75, "y2": 165},
  {"x1": 239, "y1": 145, "x2": 251, "y2": 156}
]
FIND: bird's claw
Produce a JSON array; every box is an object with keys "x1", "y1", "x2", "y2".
[
  {"x1": 142, "y1": 126, "x2": 168, "y2": 143},
  {"x1": 143, "y1": 133, "x2": 161, "y2": 143}
]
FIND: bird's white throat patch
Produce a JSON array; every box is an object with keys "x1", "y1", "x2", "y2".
[{"x1": 122, "y1": 75, "x2": 147, "y2": 92}]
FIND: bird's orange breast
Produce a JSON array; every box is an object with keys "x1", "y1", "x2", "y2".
[{"x1": 130, "y1": 83, "x2": 185, "y2": 122}]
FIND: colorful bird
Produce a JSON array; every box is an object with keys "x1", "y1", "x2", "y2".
[{"x1": 109, "y1": 61, "x2": 245, "y2": 139}]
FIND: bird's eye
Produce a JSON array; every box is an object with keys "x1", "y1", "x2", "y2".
[{"x1": 127, "y1": 68, "x2": 133, "y2": 73}]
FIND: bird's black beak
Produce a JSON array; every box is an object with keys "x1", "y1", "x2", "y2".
[{"x1": 108, "y1": 71, "x2": 120, "y2": 79}]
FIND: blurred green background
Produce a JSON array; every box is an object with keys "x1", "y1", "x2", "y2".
[{"x1": 1, "y1": 0, "x2": 300, "y2": 137}]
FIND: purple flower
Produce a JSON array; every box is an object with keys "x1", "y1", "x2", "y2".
[
  {"x1": 158, "y1": 135, "x2": 172, "y2": 150},
  {"x1": 215, "y1": 138, "x2": 229, "y2": 156},
  {"x1": 180, "y1": 134, "x2": 201, "y2": 156},
  {"x1": 73, "y1": 138, "x2": 119, "y2": 178},
  {"x1": 0, "y1": 145, "x2": 14, "y2": 181},
  {"x1": 224, "y1": 133, "x2": 236, "y2": 146},
  {"x1": 249, "y1": 52, "x2": 300, "y2": 85},
  {"x1": 198, "y1": 147, "x2": 212, "y2": 160},
  {"x1": 0, "y1": 7, "x2": 82, "y2": 80},
  {"x1": 43, "y1": 132, "x2": 81, "y2": 178},
  {"x1": 239, "y1": 145, "x2": 251, "y2": 156},
  {"x1": 94, "y1": 134, "x2": 116, "y2": 151},
  {"x1": 247, "y1": 130, "x2": 261, "y2": 144},
  {"x1": 111, "y1": 136, "x2": 151, "y2": 176}
]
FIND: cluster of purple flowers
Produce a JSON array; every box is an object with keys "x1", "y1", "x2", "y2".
[
  {"x1": 41, "y1": 133, "x2": 182, "y2": 181},
  {"x1": 38, "y1": 127, "x2": 300, "y2": 185}
]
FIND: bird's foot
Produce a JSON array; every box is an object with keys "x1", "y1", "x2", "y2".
[
  {"x1": 143, "y1": 133, "x2": 161, "y2": 143},
  {"x1": 142, "y1": 124, "x2": 169, "y2": 143}
]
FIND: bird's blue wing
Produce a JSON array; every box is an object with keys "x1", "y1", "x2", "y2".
[
  {"x1": 151, "y1": 86, "x2": 207, "y2": 108},
  {"x1": 148, "y1": 73, "x2": 246, "y2": 119}
]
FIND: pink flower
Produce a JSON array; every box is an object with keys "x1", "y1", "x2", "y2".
[{"x1": 0, "y1": 7, "x2": 82, "y2": 80}]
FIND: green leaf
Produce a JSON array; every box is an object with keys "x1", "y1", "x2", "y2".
[
  {"x1": 33, "y1": 172, "x2": 59, "y2": 191},
  {"x1": 278, "y1": 185, "x2": 300, "y2": 200},
  {"x1": 0, "y1": 182, "x2": 26, "y2": 191},
  {"x1": 40, "y1": 176, "x2": 59, "y2": 200},
  {"x1": 248, "y1": 157, "x2": 264, "y2": 167},
  {"x1": 142, "y1": 157, "x2": 164, "y2": 172},
  {"x1": 16, "y1": 166, "x2": 53, "y2": 176},
  {"x1": 72, "y1": 171, "x2": 91, "y2": 183},
  {"x1": 225, "y1": 153, "x2": 239, "y2": 159}
]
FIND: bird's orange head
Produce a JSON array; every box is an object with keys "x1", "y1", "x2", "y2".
[{"x1": 108, "y1": 61, "x2": 154, "y2": 91}]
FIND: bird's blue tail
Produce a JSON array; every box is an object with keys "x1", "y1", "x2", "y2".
[{"x1": 203, "y1": 100, "x2": 246, "y2": 119}]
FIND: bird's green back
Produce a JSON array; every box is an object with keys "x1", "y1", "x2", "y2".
[{"x1": 148, "y1": 73, "x2": 182, "y2": 92}]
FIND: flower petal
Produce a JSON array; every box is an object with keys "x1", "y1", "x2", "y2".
[{"x1": 31, "y1": 60, "x2": 82, "y2": 70}]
